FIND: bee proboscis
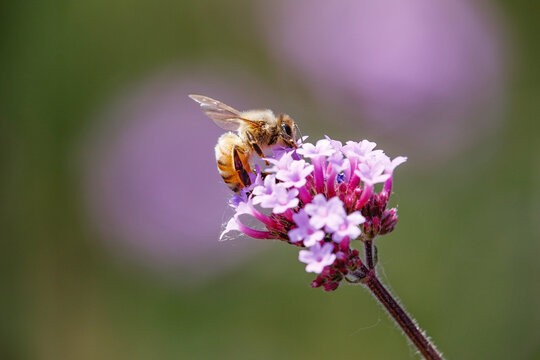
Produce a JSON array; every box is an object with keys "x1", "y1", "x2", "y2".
[{"x1": 189, "y1": 94, "x2": 298, "y2": 193}]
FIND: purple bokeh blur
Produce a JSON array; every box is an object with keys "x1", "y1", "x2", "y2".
[
  {"x1": 83, "y1": 67, "x2": 273, "y2": 281},
  {"x1": 260, "y1": 0, "x2": 505, "y2": 156}
]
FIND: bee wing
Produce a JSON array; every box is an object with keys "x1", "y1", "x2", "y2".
[{"x1": 189, "y1": 94, "x2": 245, "y2": 131}]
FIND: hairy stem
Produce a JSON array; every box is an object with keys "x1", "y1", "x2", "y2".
[
  {"x1": 364, "y1": 240, "x2": 375, "y2": 269},
  {"x1": 361, "y1": 269, "x2": 444, "y2": 360}
]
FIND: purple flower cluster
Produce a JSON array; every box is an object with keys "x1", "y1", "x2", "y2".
[{"x1": 221, "y1": 137, "x2": 406, "y2": 291}]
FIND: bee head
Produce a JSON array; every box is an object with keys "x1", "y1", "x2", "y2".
[{"x1": 277, "y1": 114, "x2": 297, "y2": 148}]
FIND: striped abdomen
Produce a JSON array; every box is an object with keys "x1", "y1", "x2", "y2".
[{"x1": 215, "y1": 133, "x2": 252, "y2": 193}]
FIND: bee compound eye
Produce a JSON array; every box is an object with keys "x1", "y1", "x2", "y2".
[{"x1": 281, "y1": 122, "x2": 292, "y2": 137}]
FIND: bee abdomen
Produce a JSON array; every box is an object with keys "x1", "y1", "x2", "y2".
[{"x1": 215, "y1": 133, "x2": 251, "y2": 193}]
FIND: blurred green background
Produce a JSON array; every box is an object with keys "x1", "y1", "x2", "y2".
[{"x1": 2, "y1": 1, "x2": 539, "y2": 359}]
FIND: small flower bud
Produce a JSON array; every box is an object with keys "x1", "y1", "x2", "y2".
[
  {"x1": 372, "y1": 217, "x2": 381, "y2": 234},
  {"x1": 335, "y1": 251, "x2": 348, "y2": 262},
  {"x1": 323, "y1": 282, "x2": 340, "y2": 291},
  {"x1": 379, "y1": 191, "x2": 389, "y2": 210},
  {"x1": 380, "y1": 208, "x2": 399, "y2": 235},
  {"x1": 339, "y1": 237, "x2": 350, "y2": 252}
]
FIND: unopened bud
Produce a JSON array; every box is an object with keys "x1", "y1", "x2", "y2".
[
  {"x1": 380, "y1": 208, "x2": 399, "y2": 235},
  {"x1": 323, "y1": 282, "x2": 340, "y2": 291}
]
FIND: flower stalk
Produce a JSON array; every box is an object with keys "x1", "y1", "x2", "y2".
[
  {"x1": 361, "y1": 269, "x2": 444, "y2": 360},
  {"x1": 363, "y1": 239, "x2": 375, "y2": 269}
]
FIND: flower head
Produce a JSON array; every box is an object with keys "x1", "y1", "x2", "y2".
[{"x1": 220, "y1": 136, "x2": 405, "y2": 290}]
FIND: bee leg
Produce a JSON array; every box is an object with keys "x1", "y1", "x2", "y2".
[
  {"x1": 233, "y1": 146, "x2": 252, "y2": 188},
  {"x1": 246, "y1": 131, "x2": 269, "y2": 165}
]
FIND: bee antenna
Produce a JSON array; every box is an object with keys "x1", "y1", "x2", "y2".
[{"x1": 294, "y1": 124, "x2": 304, "y2": 145}]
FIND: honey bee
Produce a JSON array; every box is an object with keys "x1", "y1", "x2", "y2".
[{"x1": 189, "y1": 94, "x2": 298, "y2": 193}]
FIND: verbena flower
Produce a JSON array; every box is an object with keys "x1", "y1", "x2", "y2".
[
  {"x1": 305, "y1": 194, "x2": 346, "y2": 230},
  {"x1": 275, "y1": 156, "x2": 314, "y2": 189},
  {"x1": 220, "y1": 136, "x2": 406, "y2": 291},
  {"x1": 327, "y1": 211, "x2": 365, "y2": 243},
  {"x1": 252, "y1": 175, "x2": 299, "y2": 213},
  {"x1": 298, "y1": 242, "x2": 337, "y2": 274},
  {"x1": 288, "y1": 210, "x2": 324, "y2": 246}
]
